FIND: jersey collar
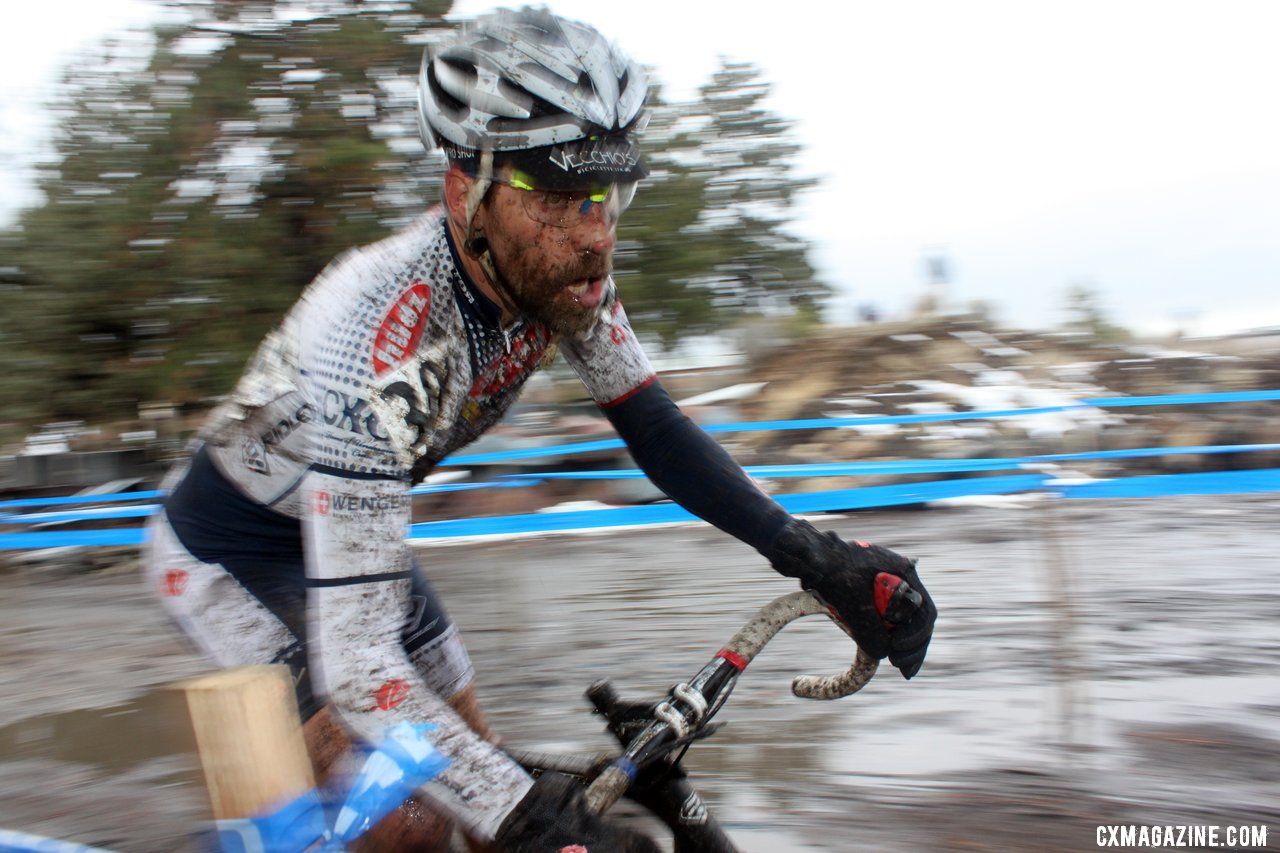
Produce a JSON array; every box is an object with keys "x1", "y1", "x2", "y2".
[{"x1": 442, "y1": 213, "x2": 503, "y2": 330}]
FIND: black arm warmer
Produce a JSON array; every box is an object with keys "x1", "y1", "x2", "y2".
[{"x1": 601, "y1": 379, "x2": 792, "y2": 555}]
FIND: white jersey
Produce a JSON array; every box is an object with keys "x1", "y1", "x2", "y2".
[{"x1": 188, "y1": 209, "x2": 654, "y2": 836}]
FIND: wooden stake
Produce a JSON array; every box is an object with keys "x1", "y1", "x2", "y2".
[{"x1": 167, "y1": 664, "x2": 316, "y2": 821}]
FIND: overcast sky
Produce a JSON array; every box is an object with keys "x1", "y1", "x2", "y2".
[{"x1": 4, "y1": 1, "x2": 1279, "y2": 335}]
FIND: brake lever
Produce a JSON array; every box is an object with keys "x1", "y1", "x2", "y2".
[{"x1": 587, "y1": 681, "x2": 725, "y2": 762}]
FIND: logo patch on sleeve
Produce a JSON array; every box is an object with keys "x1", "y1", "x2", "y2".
[
  {"x1": 162, "y1": 568, "x2": 189, "y2": 597},
  {"x1": 372, "y1": 283, "x2": 431, "y2": 376},
  {"x1": 374, "y1": 678, "x2": 411, "y2": 710}
]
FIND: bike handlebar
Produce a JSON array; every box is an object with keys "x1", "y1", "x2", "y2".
[
  {"x1": 584, "y1": 589, "x2": 877, "y2": 814},
  {"x1": 722, "y1": 589, "x2": 879, "y2": 700}
]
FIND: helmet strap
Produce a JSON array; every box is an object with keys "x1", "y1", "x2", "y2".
[
  {"x1": 461, "y1": 150, "x2": 522, "y2": 322},
  {"x1": 463, "y1": 149, "x2": 493, "y2": 230}
]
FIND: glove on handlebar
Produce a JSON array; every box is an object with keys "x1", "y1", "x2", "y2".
[
  {"x1": 768, "y1": 519, "x2": 937, "y2": 679},
  {"x1": 494, "y1": 771, "x2": 660, "y2": 853}
]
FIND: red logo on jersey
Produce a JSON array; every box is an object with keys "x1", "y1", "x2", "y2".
[
  {"x1": 315, "y1": 490, "x2": 330, "y2": 515},
  {"x1": 372, "y1": 283, "x2": 432, "y2": 376},
  {"x1": 374, "y1": 678, "x2": 410, "y2": 711},
  {"x1": 469, "y1": 323, "x2": 549, "y2": 399},
  {"x1": 162, "y1": 568, "x2": 189, "y2": 597},
  {"x1": 608, "y1": 300, "x2": 629, "y2": 345}
]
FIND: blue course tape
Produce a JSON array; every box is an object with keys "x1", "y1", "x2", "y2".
[
  {"x1": 0, "y1": 504, "x2": 159, "y2": 525},
  {"x1": 498, "y1": 443, "x2": 1280, "y2": 481},
  {"x1": 444, "y1": 437, "x2": 628, "y2": 465},
  {"x1": 331, "y1": 723, "x2": 451, "y2": 844},
  {"x1": 0, "y1": 528, "x2": 147, "y2": 550},
  {"x1": 1054, "y1": 468, "x2": 1280, "y2": 499},
  {"x1": 438, "y1": 388, "x2": 1280, "y2": 466},
  {"x1": 1084, "y1": 390, "x2": 1280, "y2": 407},
  {"x1": 0, "y1": 490, "x2": 162, "y2": 510},
  {"x1": 4, "y1": 467, "x2": 1280, "y2": 551},
  {"x1": 4, "y1": 389, "x2": 1276, "y2": 503},
  {"x1": 1031, "y1": 443, "x2": 1280, "y2": 463},
  {"x1": 408, "y1": 479, "x2": 538, "y2": 495},
  {"x1": 7, "y1": 443, "x2": 1278, "y2": 526},
  {"x1": 406, "y1": 475, "x2": 1051, "y2": 540},
  {"x1": 439, "y1": 412, "x2": 1077, "y2": 464},
  {"x1": 215, "y1": 789, "x2": 331, "y2": 853},
  {"x1": 213, "y1": 721, "x2": 451, "y2": 852},
  {"x1": 0, "y1": 830, "x2": 118, "y2": 853}
]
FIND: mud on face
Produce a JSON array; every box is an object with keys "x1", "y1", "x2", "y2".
[{"x1": 479, "y1": 186, "x2": 613, "y2": 338}]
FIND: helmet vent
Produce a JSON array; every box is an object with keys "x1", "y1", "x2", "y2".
[
  {"x1": 473, "y1": 35, "x2": 506, "y2": 54},
  {"x1": 428, "y1": 62, "x2": 470, "y2": 118},
  {"x1": 487, "y1": 112, "x2": 571, "y2": 136},
  {"x1": 496, "y1": 77, "x2": 534, "y2": 111}
]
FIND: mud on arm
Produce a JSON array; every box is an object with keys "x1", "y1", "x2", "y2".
[{"x1": 300, "y1": 466, "x2": 532, "y2": 839}]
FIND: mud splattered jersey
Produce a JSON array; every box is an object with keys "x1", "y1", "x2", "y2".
[
  {"x1": 201, "y1": 209, "x2": 652, "y2": 505},
  {"x1": 186, "y1": 209, "x2": 654, "y2": 837}
]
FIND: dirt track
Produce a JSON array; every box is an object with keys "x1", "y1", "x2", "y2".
[{"x1": 2, "y1": 495, "x2": 1278, "y2": 850}]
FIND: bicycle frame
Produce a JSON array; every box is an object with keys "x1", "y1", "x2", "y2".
[{"x1": 509, "y1": 590, "x2": 879, "y2": 852}]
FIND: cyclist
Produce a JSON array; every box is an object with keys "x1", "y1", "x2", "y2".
[{"x1": 147, "y1": 7, "x2": 937, "y2": 851}]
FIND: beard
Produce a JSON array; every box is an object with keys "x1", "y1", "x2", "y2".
[{"x1": 487, "y1": 235, "x2": 612, "y2": 338}]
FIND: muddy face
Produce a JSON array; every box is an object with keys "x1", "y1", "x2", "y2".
[{"x1": 476, "y1": 184, "x2": 615, "y2": 337}]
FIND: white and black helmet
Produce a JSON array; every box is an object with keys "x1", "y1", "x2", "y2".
[{"x1": 418, "y1": 6, "x2": 649, "y2": 189}]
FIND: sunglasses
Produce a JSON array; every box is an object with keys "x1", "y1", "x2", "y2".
[{"x1": 492, "y1": 170, "x2": 638, "y2": 228}]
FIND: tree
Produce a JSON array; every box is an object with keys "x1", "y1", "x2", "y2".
[
  {"x1": 1, "y1": 1, "x2": 450, "y2": 429},
  {"x1": 609, "y1": 81, "x2": 720, "y2": 343},
  {"x1": 2, "y1": 25, "x2": 826, "y2": 435},
  {"x1": 615, "y1": 59, "x2": 827, "y2": 347}
]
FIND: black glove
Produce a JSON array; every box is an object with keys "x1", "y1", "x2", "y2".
[
  {"x1": 767, "y1": 518, "x2": 937, "y2": 679},
  {"x1": 495, "y1": 772, "x2": 660, "y2": 853}
]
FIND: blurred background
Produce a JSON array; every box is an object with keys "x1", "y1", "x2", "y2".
[
  {"x1": 1, "y1": 1, "x2": 1277, "y2": 850},
  {"x1": 2, "y1": 0, "x2": 1280, "y2": 460}
]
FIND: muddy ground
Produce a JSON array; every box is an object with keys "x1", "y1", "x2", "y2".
[{"x1": 1, "y1": 495, "x2": 1278, "y2": 851}]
